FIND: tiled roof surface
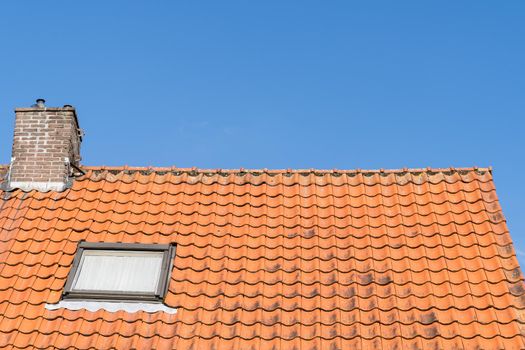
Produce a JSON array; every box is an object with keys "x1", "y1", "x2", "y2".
[{"x1": 0, "y1": 166, "x2": 524, "y2": 349}]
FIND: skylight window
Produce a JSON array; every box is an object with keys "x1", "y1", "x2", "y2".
[{"x1": 64, "y1": 242, "x2": 175, "y2": 302}]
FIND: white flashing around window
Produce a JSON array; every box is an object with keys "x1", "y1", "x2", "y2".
[
  {"x1": 9, "y1": 181, "x2": 66, "y2": 192},
  {"x1": 45, "y1": 300, "x2": 177, "y2": 314}
]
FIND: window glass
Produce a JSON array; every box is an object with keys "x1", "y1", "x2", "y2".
[{"x1": 72, "y1": 250, "x2": 164, "y2": 293}]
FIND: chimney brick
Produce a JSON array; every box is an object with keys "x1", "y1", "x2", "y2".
[{"x1": 8, "y1": 101, "x2": 82, "y2": 191}]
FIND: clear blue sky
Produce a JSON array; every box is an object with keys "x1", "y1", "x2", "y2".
[{"x1": 1, "y1": 2, "x2": 524, "y2": 263}]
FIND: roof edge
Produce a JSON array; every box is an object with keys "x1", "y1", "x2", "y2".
[{"x1": 75, "y1": 165, "x2": 492, "y2": 175}]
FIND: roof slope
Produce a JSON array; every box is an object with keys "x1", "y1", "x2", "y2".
[{"x1": 0, "y1": 167, "x2": 524, "y2": 349}]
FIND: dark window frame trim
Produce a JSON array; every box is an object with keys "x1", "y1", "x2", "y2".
[{"x1": 63, "y1": 241, "x2": 176, "y2": 303}]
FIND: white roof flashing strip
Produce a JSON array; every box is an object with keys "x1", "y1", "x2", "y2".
[
  {"x1": 45, "y1": 300, "x2": 177, "y2": 314},
  {"x1": 9, "y1": 181, "x2": 67, "y2": 192}
]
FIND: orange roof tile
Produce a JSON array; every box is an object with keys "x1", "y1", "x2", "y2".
[{"x1": 0, "y1": 166, "x2": 524, "y2": 349}]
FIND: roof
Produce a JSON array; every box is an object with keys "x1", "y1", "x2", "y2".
[{"x1": 0, "y1": 166, "x2": 524, "y2": 349}]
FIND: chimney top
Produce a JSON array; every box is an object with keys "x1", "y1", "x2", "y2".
[{"x1": 31, "y1": 98, "x2": 46, "y2": 108}]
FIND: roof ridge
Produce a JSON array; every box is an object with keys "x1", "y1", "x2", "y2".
[{"x1": 77, "y1": 165, "x2": 492, "y2": 175}]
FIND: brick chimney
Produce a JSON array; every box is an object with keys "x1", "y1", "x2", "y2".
[{"x1": 7, "y1": 99, "x2": 83, "y2": 192}]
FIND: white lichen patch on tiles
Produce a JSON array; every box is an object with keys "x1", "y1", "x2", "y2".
[{"x1": 45, "y1": 300, "x2": 178, "y2": 314}]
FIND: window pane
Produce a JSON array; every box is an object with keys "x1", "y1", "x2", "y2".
[{"x1": 72, "y1": 250, "x2": 164, "y2": 293}]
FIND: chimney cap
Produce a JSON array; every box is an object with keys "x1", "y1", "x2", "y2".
[{"x1": 34, "y1": 98, "x2": 46, "y2": 108}]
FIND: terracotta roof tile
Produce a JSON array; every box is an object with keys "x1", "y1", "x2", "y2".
[{"x1": 0, "y1": 166, "x2": 524, "y2": 349}]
